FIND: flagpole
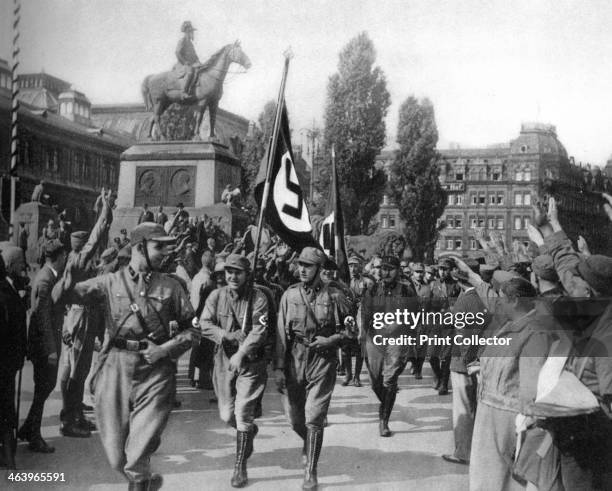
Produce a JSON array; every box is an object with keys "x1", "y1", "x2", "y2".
[
  {"x1": 331, "y1": 145, "x2": 341, "y2": 260},
  {"x1": 242, "y1": 49, "x2": 292, "y2": 333}
]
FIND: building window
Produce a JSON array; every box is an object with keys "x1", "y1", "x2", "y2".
[
  {"x1": 516, "y1": 170, "x2": 524, "y2": 181},
  {"x1": 489, "y1": 194, "x2": 496, "y2": 205},
  {"x1": 456, "y1": 194, "x2": 464, "y2": 205},
  {"x1": 471, "y1": 193, "x2": 477, "y2": 205},
  {"x1": 448, "y1": 194, "x2": 455, "y2": 206},
  {"x1": 497, "y1": 193, "x2": 504, "y2": 205},
  {"x1": 514, "y1": 217, "x2": 522, "y2": 230},
  {"x1": 492, "y1": 172, "x2": 500, "y2": 181},
  {"x1": 477, "y1": 218, "x2": 485, "y2": 227},
  {"x1": 478, "y1": 193, "x2": 486, "y2": 205},
  {"x1": 524, "y1": 169, "x2": 531, "y2": 181},
  {"x1": 497, "y1": 217, "x2": 504, "y2": 229},
  {"x1": 470, "y1": 216, "x2": 477, "y2": 228},
  {"x1": 455, "y1": 216, "x2": 462, "y2": 228},
  {"x1": 488, "y1": 217, "x2": 496, "y2": 229},
  {"x1": 470, "y1": 239, "x2": 477, "y2": 250},
  {"x1": 435, "y1": 240, "x2": 441, "y2": 250},
  {"x1": 514, "y1": 193, "x2": 523, "y2": 206},
  {"x1": 455, "y1": 239, "x2": 462, "y2": 250},
  {"x1": 523, "y1": 216, "x2": 531, "y2": 228},
  {"x1": 381, "y1": 215, "x2": 388, "y2": 228},
  {"x1": 524, "y1": 193, "x2": 531, "y2": 205},
  {"x1": 456, "y1": 173, "x2": 463, "y2": 181},
  {"x1": 447, "y1": 239, "x2": 453, "y2": 250},
  {"x1": 389, "y1": 216, "x2": 396, "y2": 228}
]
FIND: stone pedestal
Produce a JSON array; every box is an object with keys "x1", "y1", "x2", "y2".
[
  {"x1": 110, "y1": 140, "x2": 248, "y2": 243},
  {"x1": 116, "y1": 140, "x2": 241, "y2": 208}
]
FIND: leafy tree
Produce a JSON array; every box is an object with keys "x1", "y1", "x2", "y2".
[
  {"x1": 239, "y1": 100, "x2": 277, "y2": 213},
  {"x1": 388, "y1": 96, "x2": 447, "y2": 261},
  {"x1": 320, "y1": 32, "x2": 390, "y2": 234}
]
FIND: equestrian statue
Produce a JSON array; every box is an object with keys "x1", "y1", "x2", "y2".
[{"x1": 141, "y1": 21, "x2": 251, "y2": 140}]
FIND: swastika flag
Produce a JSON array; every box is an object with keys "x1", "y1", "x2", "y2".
[{"x1": 254, "y1": 101, "x2": 319, "y2": 251}]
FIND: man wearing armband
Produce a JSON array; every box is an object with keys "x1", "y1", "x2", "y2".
[
  {"x1": 359, "y1": 255, "x2": 417, "y2": 437},
  {"x1": 200, "y1": 254, "x2": 270, "y2": 488},
  {"x1": 53, "y1": 221, "x2": 197, "y2": 491},
  {"x1": 275, "y1": 247, "x2": 355, "y2": 491}
]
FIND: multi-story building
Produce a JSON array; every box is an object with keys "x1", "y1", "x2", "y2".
[{"x1": 376, "y1": 122, "x2": 612, "y2": 258}]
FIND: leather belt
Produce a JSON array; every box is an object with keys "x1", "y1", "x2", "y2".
[{"x1": 113, "y1": 338, "x2": 148, "y2": 352}]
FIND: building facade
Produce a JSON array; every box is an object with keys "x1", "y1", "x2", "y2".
[{"x1": 376, "y1": 122, "x2": 612, "y2": 258}]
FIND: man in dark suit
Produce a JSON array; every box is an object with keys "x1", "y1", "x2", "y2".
[
  {"x1": 0, "y1": 246, "x2": 28, "y2": 469},
  {"x1": 17, "y1": 239, "x2": 67, "y2": 453}
]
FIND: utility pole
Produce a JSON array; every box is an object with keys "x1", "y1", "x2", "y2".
[{"x1": 300, "y1": 119, "x2": 321, "y2": 203}]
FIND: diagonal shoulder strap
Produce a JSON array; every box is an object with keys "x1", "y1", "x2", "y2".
[{"x1": 119, "y1": 270, "x2": 151, "y2": 335}]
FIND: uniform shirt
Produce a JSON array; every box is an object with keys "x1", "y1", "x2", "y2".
[
  {"x1": 58, "y1": 267, "x2": 196, "y2": 359},
  {"x1": 200, "y1": 285, "x2": 269, "y2": 358},
  {"x1": 275, "y1": 278, "x2": 353, "y2": 370},
  {"x1": 190, "y1": 266, "x2": 213, "y2": 310},
  {"x1": 360, "y1": 280, "x2": 417, "y2": 337}
]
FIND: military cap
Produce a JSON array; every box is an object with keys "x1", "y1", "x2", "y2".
[
  {"x1": 130, "y1": 223, "x2": 175, "y2": 244},
  {"x1": 576, "y1": 254, "x2": 612, "y2": 295},
  {"x1": 181, "y1": 21, "x2": 196, "y2": 32},
  {"x1": 347, "y1": 254, "x2": 362, "y2": 265},
  {"x1": 100, "y1": 247, "x2": 118, "y2": 263},
  {"x1": 214, "y1": 261, "x2": 226, "y2": 273},
  {"x1": 532, "y1": 255, "x2": 558, "y2": 282},
  {"x1": 43, "y1": 239, "x2": 64, "y2": 257},
  {"x1": 480, "y1": 263, "x2": 498, "y2": 273},
  {"x1": 224, "y1": 254, "x2": 250, "y2": 272},
  {"x1": 425, "y1": 265, "x2": 436, "y2": 274},
  {"x1": 117, "y1": 245, "x2": 132, "y2": 259},
  {"x1": 411, "y1": 262, "x2": 425, "y2": 272},
  {"x1": 70, "y1": 230, "x2": 88, "y2": 249},
  {"x1": 381, "y1": 256, "x2": 400, "y2": 269},
  {"x1": 298, "y1": 247, "x2": 326, "y2": 266},
  {"x1": 438, "y1": 257, "x2": 455, "y2": 269}
]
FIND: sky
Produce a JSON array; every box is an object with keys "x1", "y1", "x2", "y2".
[{"x1": 1, "y1": 0, "x2": 612, "y2": 165}]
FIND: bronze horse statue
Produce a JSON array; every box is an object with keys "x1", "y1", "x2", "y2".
[{"x1": 141, "y1": 41, "x2": 251, "y2": 140}]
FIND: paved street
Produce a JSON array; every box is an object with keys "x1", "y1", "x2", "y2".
[{"x1": 6, "y1": 357, "x2": 468, "y2": 491}]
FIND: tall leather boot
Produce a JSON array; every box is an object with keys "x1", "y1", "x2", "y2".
[
  {"x1": 292, "y1": 424, "x2": 308, "y2": 466},
  {"x1": 353, "y1": 352, "x2": 363, "y2": 387},
  {"x1": 128, "y1": 474, "x2": 163, "y2": 491},
  {"x1": 231, "y1": 430, "x2": 251, "y2": 488},
  {"x1": 1, "y1": 427, "x2": 16, "y2": 469},
  {"x1": 429, "y1": 357, "x2": 442, "y2": 390},
  {"x1": 341, "y1": 350, "x2": 352, "y2": 386},
  {"x1": 379, "y1": 387, "x2": 397, "y2": 437},
  {"x1": 413, "y1": 357, "x2": 424, "y2": 379},
  {"x1": 438, "y1": 358, "x2": 451, "y2": 395},
  {"x1": 303, "y1": 427, "x2": 323, "y2": 490}
]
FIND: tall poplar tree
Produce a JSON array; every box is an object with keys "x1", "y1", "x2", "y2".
[
  {"x1": 388, "y1": 96, "x2": 446, "y2": 261},
  {"x1": 321, "y1": 32, "x2": 390, "y2": 234}
]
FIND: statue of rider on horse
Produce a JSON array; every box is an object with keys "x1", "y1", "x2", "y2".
[{"x1": 141, "y1": 21, "x2": 251, "y2": 141}]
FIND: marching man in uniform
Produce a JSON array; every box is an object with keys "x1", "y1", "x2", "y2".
[
  {"x1": 359, "y1": 256, "x2": 417, "y2": 437},
  {"x1": 200, "y1": 254, "x2": 270, "y2": 488},
  {"x1": 54, "y1": 219, "x2": 198, "y2": 491},
  {"x1": 275, "y1": 247, "x2": 355, "y2": 491}
]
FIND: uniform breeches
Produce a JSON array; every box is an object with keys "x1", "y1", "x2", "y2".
[
  {"x1": 60, "y1": 306, "x2": 96, "y2": 419},
  {"x1": 212, "y1": 348, "x2": 267, "y2": 432},
  {"x1": 283, "y1": 345, "x2": 337, "y2": 431},
  {"x1": 94, "y1": 349, "x2": 175, "y2": 482},
  {"x1": 365, "y1": 336, "x2": 409, "y2": 402}
]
